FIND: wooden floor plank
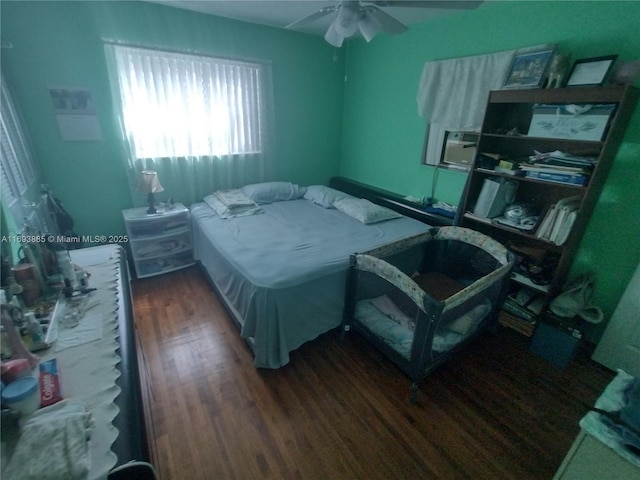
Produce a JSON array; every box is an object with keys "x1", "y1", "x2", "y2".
[{"x1": 132, "y1": 266, "x2": 614, "y2": 480}]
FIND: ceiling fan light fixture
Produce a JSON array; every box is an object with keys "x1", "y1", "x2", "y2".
[
  {"x1": 333, "y1": 3, "x2": 358, "y2": 37},
  {"x1": 357, "y1": 14, "x2": 382, "y2": 43},
  {"x1": 324, "y1": 21, "x2": 344, "y2": 48}
]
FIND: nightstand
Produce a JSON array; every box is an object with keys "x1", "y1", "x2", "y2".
[{"x1": 122, "y1": 203, "x2": 195, "y2": 278}]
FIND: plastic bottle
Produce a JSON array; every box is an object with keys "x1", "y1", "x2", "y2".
[
  {"x1": 55, "y1": 250, "x2": 76, "y2": 290},
  {"x1": 25, "y1": 312, "x2": 44, "y2": 345}
]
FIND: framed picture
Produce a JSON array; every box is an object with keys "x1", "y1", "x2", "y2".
[
  {"x1": 566, "y1": 55, "x2": 618, "y2": 86},
  {"x1": 503, "y1": 49, "x2": 555, "y2": 89}
]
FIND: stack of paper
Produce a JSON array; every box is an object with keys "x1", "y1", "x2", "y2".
[{"x1": 519, "y1": 150, "x2": 596, "y2": 186}]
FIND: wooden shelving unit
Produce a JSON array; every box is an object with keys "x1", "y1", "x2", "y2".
[{"x1": 456, "y1": 85, "x2": 638, "y2": 334}]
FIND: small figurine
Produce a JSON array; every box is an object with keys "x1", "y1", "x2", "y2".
[{"x1": 547, "y1": 54, "x2": 570, "y2": 89}]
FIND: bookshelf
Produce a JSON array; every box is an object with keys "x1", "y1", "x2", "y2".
[{"x1": 456, "y1": 85, "x2": 638, "y2": 335}]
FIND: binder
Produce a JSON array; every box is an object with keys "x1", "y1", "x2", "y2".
[
  {"x1": 473, "y1": 178, "x2": 518, "y2": 218},
  {"x1": 548, "y1": 196, "x2": 581, "y2": 244}
]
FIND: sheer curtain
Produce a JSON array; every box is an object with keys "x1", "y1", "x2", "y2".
[
  {"x1": 104, "y1": 43, "x2": 274, "y2": 206},
  {"x1": 417, "y1": 44, "x2": 554, "y2": 165}
]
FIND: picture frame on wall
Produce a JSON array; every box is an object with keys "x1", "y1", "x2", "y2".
[
  {"x1": 503, "y1": 49, "x2": 555, "y2": 89},
  {"x1": 566, "y1": 55, "x2": 618, "y2": 86}
]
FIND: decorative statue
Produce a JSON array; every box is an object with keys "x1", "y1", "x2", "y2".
[{"x1": 547, "y1": 54, "x2": 570, "y2": 89}]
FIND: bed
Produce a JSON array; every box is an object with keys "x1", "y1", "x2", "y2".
[
  {"x1": 191, "y1": 181, "x2": 432, "y2": 368},
  {"x1": 342, "y1": 226, "x2": 514, "y2": 401}
]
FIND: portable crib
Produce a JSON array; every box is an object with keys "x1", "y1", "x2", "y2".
[{"x1": 342, "y1": 226, "x2": 514, "y2": 402}]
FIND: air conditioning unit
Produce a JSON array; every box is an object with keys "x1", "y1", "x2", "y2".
[{"x1": 441, "y1": 131, "x2": 478, "y2": 168}]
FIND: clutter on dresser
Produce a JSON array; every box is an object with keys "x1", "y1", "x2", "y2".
[{"x1": 2, "y1": 244, "x2": 146, "y2": 478}]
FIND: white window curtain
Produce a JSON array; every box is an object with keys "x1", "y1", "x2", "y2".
[
  {"x1": 104, "y1": 43, "x2": 274, "y2": 206},
  {"x1": 418, "y1": 44, "x2": 554, "y2": 166}
]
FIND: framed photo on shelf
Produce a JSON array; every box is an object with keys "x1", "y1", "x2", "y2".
[
  {"x1": 566, "y1": 55, "x2": 618, "y2": 86},
  {"x1": 503, "y1": 49, "x2": 555, "y2": 89}
]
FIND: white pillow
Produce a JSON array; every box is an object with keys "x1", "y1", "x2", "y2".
[
  {"x1": 446, "y1": 300, "x2": 491, "y2": 335},
  {"x1": 333, "y1": 198, "x2": 402, "y2": 224},
  {"x1": 241, "y1": 182, "x2": 306, "y2": 204},
  {"x1": 303, "y1": 185, "x2": 354, "y2": 208}
]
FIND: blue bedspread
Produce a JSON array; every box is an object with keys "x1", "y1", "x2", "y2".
[{"x1": 191, "y1": 198, "x2": 431, "y2": 368}]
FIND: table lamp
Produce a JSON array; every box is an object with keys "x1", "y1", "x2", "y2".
[{"x1": 138, "y1": 170, "x2": 164, "y2": 214}]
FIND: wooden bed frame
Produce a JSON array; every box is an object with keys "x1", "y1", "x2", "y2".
[{"x1": 329, "y1": 176, "x2": 453, "y2": 227}]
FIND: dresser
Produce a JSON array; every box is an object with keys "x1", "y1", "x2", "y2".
[
  {"x1": 553, "y1": 430, "x2": 640, "y2": 480},
  {"x1": 1, "y1": 245, "x2": 149, "y2": 478}
]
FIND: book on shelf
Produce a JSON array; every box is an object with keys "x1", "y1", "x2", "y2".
[
  {"x1": 520, "y1": 164, "x2": 592, "y2": 175},
  {"x1": 502, "y1": 289, "x2": 545, "y2": 322},
  {"x1": 536, "y1": 204, "x2": 557, "y2": 240},
  {"x1": 524, "y1": 170, "x2": 589, "y2": 186},
  {"x1": 498, "y1": 310, "x2": 536, "y2": 337},
  {"x1": 536, "y1": 195, "x2": 581, "y2": 244},
  {"x1": 528, "y1": 150, "x2": 597, "y2": 169},
  {"x1": 521, "y1": 151, "x2": 596, "y2": 185},
  {"x1": 553, "y1": 209, "x2": 578, "y2": 246}
]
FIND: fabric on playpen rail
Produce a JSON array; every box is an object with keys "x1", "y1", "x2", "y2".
[
  {"x1": 344, "y1": 226, "x2": 514, "y2": 397},
  {"x1": 352, "y1": 227, "x2": 512, "y2": 312}
]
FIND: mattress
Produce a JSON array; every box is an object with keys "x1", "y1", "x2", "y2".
[{"x1": 191, "y1": 198, "x2": 431, "y2": 368}]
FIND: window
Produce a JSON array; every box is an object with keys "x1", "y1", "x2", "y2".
[
  {"x1": 109, "y1": 45, "x2": 265, "y2": 159},
  {"x1": 1, "y1": 76, "x2": 37, "y2": 207},
  {"x1": 1, "y1": 74, "x2": 55, "y2": 240}
]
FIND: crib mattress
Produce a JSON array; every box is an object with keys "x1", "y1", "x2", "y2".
[{"x1": 354, "y1": 296, "x2": 492, "y2": 359}]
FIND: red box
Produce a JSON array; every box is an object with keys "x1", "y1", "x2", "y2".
[{"x1": 39, "y1": 358, "x2": 63, "y2": 407}]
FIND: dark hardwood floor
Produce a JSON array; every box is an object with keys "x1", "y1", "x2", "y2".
[{"x1": 132, "y1": 265, "x2": 614, "y2": 480}]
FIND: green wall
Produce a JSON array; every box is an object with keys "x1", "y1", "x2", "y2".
[
  {"x1": 340, "y1": 1, "x2": 640, "y2": 339},
  {"x1": 2, "y1": 1, "x2": 639, "y2": 341},
  {"x1": 0, "y1": 0, "x2": 345, "y2": 238}
]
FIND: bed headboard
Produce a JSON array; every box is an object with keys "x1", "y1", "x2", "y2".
[{"x1": 329, "y1": 176, "x2": 453, "y2": 227}]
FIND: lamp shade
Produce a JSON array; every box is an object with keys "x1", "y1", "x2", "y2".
[{"x1": 138, "y1": 170, "x2": 164, "y2": 194}]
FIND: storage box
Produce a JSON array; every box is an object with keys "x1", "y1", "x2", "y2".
[
  {"x1": 528, "y1": 316, "x2": 583, "y2": 369},
  {"x1": 528, "y1": 104, "x2": 616, "y2": 141}
]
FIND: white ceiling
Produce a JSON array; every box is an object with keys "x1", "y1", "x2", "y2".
[{"x1": 147, "y1": 1, "x2": 482, "y2": 37}]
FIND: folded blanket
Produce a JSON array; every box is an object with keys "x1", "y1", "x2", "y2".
[
  {"x1": 3, "y1": 400, "x2": 93, "y2": 480},
  {"x1": 204, "y1": 190, "x2": 263, "y2": 219},
  {"x1": 214, "y1": 189, "x2": 254, "y2": 208}
]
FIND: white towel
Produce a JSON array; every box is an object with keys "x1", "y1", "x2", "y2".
[
  {"x1": 580, "y1": 369, "x2": 640, "y2": 468},
  {"x1": 3, "y1": 400, "x2": 93, "y2": 480}
]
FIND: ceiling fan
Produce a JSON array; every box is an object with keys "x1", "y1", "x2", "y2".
[{"x1": 286, "y1": 1, "x2": 481, "y2": 47}]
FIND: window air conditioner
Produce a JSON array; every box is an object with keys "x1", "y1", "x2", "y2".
[{"x1": 441, "y1": 131, "x2": 478, "y2": 168}]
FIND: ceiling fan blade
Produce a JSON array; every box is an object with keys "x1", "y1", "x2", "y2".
[
  {"x1": 364, "y1": 5, "x2": 408, "y2": 35},
  {"x1": 368, "y1": 1, "x2": 482, "y2": 10},
  {"x1": 285, "y1": 6, "x2": 338, "y2": 30}
]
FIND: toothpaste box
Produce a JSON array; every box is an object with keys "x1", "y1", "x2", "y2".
[{"x1": 39, "y1": 358, "x2": 63, "y2": 407}]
